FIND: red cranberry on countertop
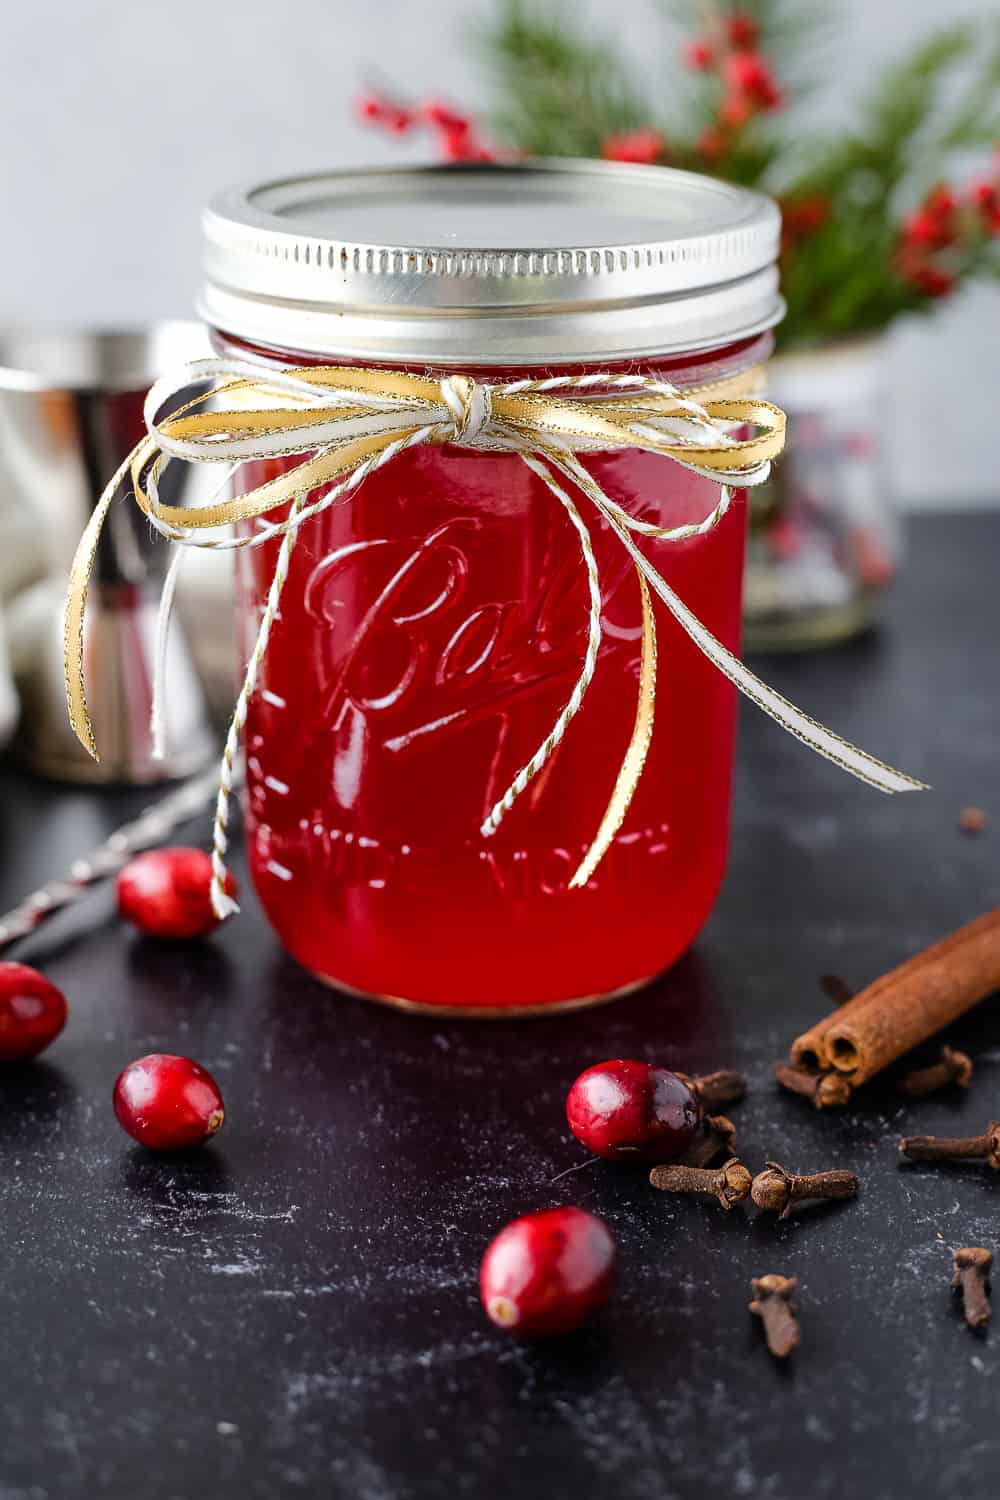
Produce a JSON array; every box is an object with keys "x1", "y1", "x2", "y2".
[
  {"x1": 480, "y1": 1207, "x2": 616, "y2": 1337},
  {"x1": 566, "y1": 1059, "x2": 701, "y2": 1162},
  {"x1": 0, "y1": 963, "x2": 68, "y2": 1061},
  {"x1": 116, "y1": 848, "x2": 237, "y2": 939},
  {"x1": 113, "y1": 1054, "x2": 225, "y2": 1151}
]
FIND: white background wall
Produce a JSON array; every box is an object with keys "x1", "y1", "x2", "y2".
[{"x1": 2, "y1": 0, "x2": 998, "y2": 508}]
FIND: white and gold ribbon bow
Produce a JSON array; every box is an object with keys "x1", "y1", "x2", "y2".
[{"x1": 63, "y1": 357, "x2": 926, "y2": 919}]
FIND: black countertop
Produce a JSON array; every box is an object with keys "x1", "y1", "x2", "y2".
[{"x1": 1, "y1": 513, "x2": 999, "y2": 1500}]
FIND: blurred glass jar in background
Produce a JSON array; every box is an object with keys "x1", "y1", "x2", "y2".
[{"x1": 743, "y1": 339, "x2": 900, "y2": 651}]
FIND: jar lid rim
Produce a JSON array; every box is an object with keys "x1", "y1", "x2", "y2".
[{"x1": 201, "y1": 160, "x2": 783, "y2": 362}]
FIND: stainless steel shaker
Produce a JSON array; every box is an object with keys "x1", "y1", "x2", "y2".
[{"x1": 0, "y1": 323, "x2": 218, "y2": 782}]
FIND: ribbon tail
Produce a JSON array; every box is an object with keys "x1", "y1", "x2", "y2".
[
  {"x1": 481, "y1": 452, "x2": 604, "y2": 838},
  {"x1": 150, "y1": 543, "x2": 186, "y2": 760},
  {"x1": 598, "y1": 499, "x2": 927, "y2": 796},
  {"x1": 569, "y1": 567, "x2": 657, "y2": 889},
  {"x1": 63, "y1": 442, "x2": 152, "y2": 759}
]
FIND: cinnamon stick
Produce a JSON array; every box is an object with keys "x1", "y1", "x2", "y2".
[
  {"x1": 789, "y1": 1021, "x2": 835, "y2": 1074},
  {"x1": 789, "y1": 976, "x2": 855, "y2": 1071},
  {"x1": 808, "y1": 908, "x2": 1000, "y2": 1087}
]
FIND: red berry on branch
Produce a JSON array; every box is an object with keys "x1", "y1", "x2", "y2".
[
  {"x1": 355, "y1": 93, "x2": 386, "y2": 122},
  {"x1": 723, "y1": 51, "x2": 766, "y2": 94},
  {"x1": 423, "y1": 100, "x2": 471, "y2": 133},
  {"x1": 925, "y1": 184, "x2": 956, "y2": 221},
  {"x1": 696, "y1": 126, "x2": 726, "y2": 161},
  {"x1": 566, "y1": 1059, "x2": 701, "y2": 1161},
  {"x1": 903, "y1": 211, "x2": 950, "y2": 248},
  {"x1": 0, "y1": 963, "x2": 68, "y2": 1061},
  {"x1": 759, "y1": 79, "x2": 784, "y2": 111},
  {"x1": 727, "y1": 12, "x2": 759, "y2": 49},
  {"x1": 720, "y1": 93, "x2": 753, "y2": 128},
  {"x1": 441, "y1": 131, "x2": 492, "y2": 161},
  {"x1": 440, "y1": 127, "x2": 476, "y2": 159},
  {"x1": 116, "y1": 847, "x2": 236, "y2": 940},
  {"x1": 913, "y1": 265, "x2": 956, "y2": 298},
  {"x1": 113, "y1": 1054, "x2": 225, "y2": 1151},
  {"x1": 480, "y1": 1207, "x2": 616, "y2": 1337},
  {"x1": 971, "y1": 180, "x2": 997, "y2": 209},
  {"x1": 682, "y1": 38, "x2": 715, "y2": 71},
  {"x1": 602, "y1": 128, "x2": 666, "y2": 165},
  {"x1": 723, "y1": 52, "x2": 782, "y2": 111},
  {"x1": 782, "y1": 195, "x2": 831, "y2": 240}
]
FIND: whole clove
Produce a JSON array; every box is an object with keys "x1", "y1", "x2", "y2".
[
  {"x1": 649, "y1": 1157, "x2": 752, "y2": 1211},
  {"x1": 677, "y1": 1114, "x2": 738, "y2": 1169},
  {"x1": 677, "y1": 1069, "x2": 747, "y2": 1111},
  {"x1": 953, "y1": 1248, "x2": 992, "y2": 1329},
  {"x1": 899, "y1": 1121, "x2": 1000, "y2": 1169},
  {"x1": 897, "y1": 1045, "x2": 973, "y2": 1098},
  {"x1": 751, "y1": 1161, "x2": 859, "y2": 1218},
  {"x1": 775, "y1": 1061, "x2": 853, "y2": 1111},
  {"x1": 749, "y1": 1275, "x2": 800, "y2": 1358},
  {"x1": 819, "y1": 973, "x2": 854, "y2": 1005}
]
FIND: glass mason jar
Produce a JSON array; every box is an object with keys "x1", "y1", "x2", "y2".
[
  {"x1": 200, "y1": 162, "x2": 783, "y2": 1013},
  {"x1": 742, "y1": 337, "x2": 900, "y2": 651}
]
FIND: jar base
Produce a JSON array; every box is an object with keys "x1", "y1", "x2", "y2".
[
  {"x1": 306, "y1": 968, "x2": 657, "y2": 1019},
  {"x1": 741, "y1": 595, "x2": 879, "y2": 653}
]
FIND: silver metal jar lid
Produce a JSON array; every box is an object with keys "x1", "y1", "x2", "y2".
[{"x1": 200, "y1": 160, "x2": 783, "y2": 366}]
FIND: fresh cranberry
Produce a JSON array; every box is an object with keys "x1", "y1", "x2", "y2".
[
  {"x1": 0, "y1": 963, "x2": 68, "y2": 1061},
  {"x1": 566, "y1": 1059, "x2": 700, "y2": 1162},
  {"x1": 116, "y1": 848, "x2": 236, "y2": 939},
  {"x1": 113, "y1": 1054, "x2": 225, "y2": 1151},
  {"x1": 480, "y1": 1207, "x2": 616, "y2": 1337}
]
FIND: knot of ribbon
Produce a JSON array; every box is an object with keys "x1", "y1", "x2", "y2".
[
  {"x1": 63, "y1": 356, "x2": 926, "y2": 921},
  {"x1": 439, "y1": 374, "x2": 494, "y2": 443}
]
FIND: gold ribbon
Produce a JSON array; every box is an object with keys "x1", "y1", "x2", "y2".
[
  {"x1": 64, "y1": 357, "x2": 924, "y2": 916},
  {"x1": 65, "y1": 365, "x2": 781, "y2": 743}
]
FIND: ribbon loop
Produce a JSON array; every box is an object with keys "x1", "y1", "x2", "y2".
[{"x1": 62, "y1": 356, "x2": 926, "y2": 921}]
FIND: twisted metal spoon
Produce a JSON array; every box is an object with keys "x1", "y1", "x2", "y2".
[{"x1": 0, "y1": 761, "x2": 242, "y2": 951}]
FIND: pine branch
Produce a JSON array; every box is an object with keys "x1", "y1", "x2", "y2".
[
  {"x1": 473, "y1": 1, "x2": 652, "y2": 156},
  {"x1": 853, "y1": 24, "x2": 974, "y2": 188},
  {"x1": 937, "y1": 27, "x2": 1000, "y2": 152},
  {"x1": 463, "y1": 2, "x2": 1000, "y2": 348}
]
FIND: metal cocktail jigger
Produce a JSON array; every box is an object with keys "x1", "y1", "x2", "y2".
[{"x1": 0, "y1": 324, "x2": 218, "y2": 783}]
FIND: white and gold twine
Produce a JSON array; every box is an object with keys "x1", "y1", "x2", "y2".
[{"x1": 63, "y1": 357, "x2": 926, "y2": 920}]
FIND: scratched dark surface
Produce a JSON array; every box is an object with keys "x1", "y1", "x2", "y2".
[{"x1": 1, "y1": 513, "x2": 999, "y2": 1500}]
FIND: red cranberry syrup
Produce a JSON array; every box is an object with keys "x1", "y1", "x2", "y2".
[{"x1": 228, "y1": 339, "x2": 764, "y2": 1009}]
